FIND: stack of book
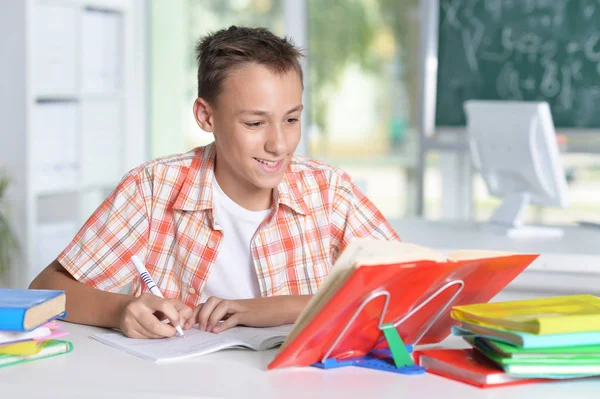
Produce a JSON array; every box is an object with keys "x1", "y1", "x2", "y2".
[
  {"x1": 0, "y1": 289, "x2": 72, "y2": 368},
  {"x1": 451, "y1": 294, "x2": 600, "y2": 378},
  {"x1": 415, "y1": 294, "x2": 600, "y2": 387}
]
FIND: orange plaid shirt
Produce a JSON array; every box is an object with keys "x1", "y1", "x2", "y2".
[{"x1": 58, "y1": 143, "x2": 400, "y2": 308}]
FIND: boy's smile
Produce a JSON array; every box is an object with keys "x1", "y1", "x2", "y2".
[
  {"x1": 194, "y1": 63, "x2": 303, "y2": 211},
  {"x1": 253, "y1": 157, "x2": 284, "y2": 173}
]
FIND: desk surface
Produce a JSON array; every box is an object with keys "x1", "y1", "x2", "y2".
[
  {"x1": 389, "y1": 218, "x2": 600, "y2": 255},
  {"x1": 1, "y1": 322, "x2": 599, "y2": 399}
]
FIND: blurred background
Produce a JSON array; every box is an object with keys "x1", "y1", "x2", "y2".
[
  {"x1": 1, "y1": 0, "x2": 600, "y2": 287},
  {"x1": 150, "y1": 0, "x2": 600, "y2": 224}
]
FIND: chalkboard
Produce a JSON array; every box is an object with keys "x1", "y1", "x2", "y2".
[{"x1": 436, "y1": 0, "x2": 600, "y2": 128}]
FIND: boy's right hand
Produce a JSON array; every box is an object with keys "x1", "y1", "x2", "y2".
[{"x1": 118, "y1": 293, "x2": 193, "y2": 339}]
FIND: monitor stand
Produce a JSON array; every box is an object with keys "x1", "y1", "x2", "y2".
[{"x1": 487, "y1": 192, "x2": 564, "y2": 239}]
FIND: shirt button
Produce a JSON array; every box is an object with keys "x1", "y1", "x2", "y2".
[
  {"x1": 208, "y1": 240, "x2": 215, "y2": 248},
  {"x1": 188, "y1": 287, "x2": 196, "y2": 295}
]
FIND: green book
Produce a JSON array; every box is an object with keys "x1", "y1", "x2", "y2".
[
  {"x1": 481, "y1": 338, "x2": 600, "y2": 359},
  {"x1": 471, "y1": 337, "x2": 600, "y2": 376},
  {"x1": 453, "y1": 322, "x2": 600, "y2": 348},
  {"x1": 471, "y1": 337, "x2": 600, "y2": 365},
  {"x1": 0, "y1": 339, "x2": 72, "y2": 368}
]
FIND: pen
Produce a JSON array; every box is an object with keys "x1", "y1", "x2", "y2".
[{"x1": 130, "y1": 255, "x2": 185, "y2": 337}]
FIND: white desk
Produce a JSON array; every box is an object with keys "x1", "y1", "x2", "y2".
[
  {"x1": 1, "y1": 322, "x2": 599, "y2": 399},
  {"x1": 389, "y1": 218, "x2": 600, "y2": 299}
]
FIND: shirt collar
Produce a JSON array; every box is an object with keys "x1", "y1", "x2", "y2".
[
  {"x1": 173, "y1": 143, "x2": 310, "y2": 216},
  {"x1": 172, "y1": 143, "x2": 216, "y2": 212},
  {"x1": 276, "y1": 168, "x2": 311, "y2": 216}
]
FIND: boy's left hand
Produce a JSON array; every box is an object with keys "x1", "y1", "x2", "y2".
[{"x1": 185, "y1": 295, "x2": 311, "y2": 333}]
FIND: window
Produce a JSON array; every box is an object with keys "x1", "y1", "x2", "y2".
[
  {"x1": 149, "y1": 0, "x2": 283, "y2": 158},
  {"x1": 306, "y1": 0, "x2": 422, "y2": 218},
  {"x1": 186, "y1": 0, "x2": 284, "y2": 149}
]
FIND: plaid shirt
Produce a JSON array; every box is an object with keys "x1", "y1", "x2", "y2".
[{"x1": 59, "y1": 143, "x2": 400, "y2": 308}]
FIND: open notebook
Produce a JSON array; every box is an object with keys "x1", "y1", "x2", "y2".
[{"x1": 90, "y1": 324, "x2": 294, "y2": 363}]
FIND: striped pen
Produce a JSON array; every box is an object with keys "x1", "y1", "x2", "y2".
[{"x1": 130, "y1": 255, "x2": 185, "y2": 337}]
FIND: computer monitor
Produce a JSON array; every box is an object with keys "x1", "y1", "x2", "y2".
[{"x1": 464, "y1": 100, "x2": 569, "y2": 238}]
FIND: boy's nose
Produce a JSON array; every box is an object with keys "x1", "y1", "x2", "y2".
[{"x1": 264, "y1": 125, "x2": 286, "y2": 155}]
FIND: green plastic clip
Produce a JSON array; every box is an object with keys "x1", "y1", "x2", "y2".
[{"x1": 381, "y1": 323, "x2": 414, "y2": 368}]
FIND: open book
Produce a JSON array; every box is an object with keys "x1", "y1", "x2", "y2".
[
  {"x1": 90, "y1": 324, "x2": 294, "y2": 363},
  {"x1": 269, "y1": 239, "x2": 538, "y2": 369}
]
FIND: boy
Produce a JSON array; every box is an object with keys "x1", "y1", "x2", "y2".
[{"x1": 30, "y1": 26, "x2": 400, "y2": 338}]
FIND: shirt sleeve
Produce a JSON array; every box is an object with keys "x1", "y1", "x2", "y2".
[
  {"x1": 57, "y1": 172, "x2": 149, "y2": 292},
  {"x1": 329, "y1": 171, "x2": 401, "y2": 264}
]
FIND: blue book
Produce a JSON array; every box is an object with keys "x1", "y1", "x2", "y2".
[
  {"x1": 0, "y1": 289, "x2": 66, "y2": 332},
  {"x1": 452, "y1": 323, "x2": 600, "y2": 349}
]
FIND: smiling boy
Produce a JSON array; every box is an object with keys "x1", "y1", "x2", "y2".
[{"x1": 30, "y1": 26, "x2": 400, "y2": 338}]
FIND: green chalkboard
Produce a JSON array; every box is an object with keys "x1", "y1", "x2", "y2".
[{"x1": 436, "y1": 0, "x2": 600, "y2": 128}]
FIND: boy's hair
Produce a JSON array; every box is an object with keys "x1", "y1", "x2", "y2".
[{"x1": 195, "y1": 26, "x2": 304, "y2": 103}]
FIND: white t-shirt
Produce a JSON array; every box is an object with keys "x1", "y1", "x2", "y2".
[{"x1": 200, "y1": 179, "x2": 270, "y2": 302}]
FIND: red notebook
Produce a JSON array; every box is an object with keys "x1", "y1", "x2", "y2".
[
  {"x1": 268, "y1": 239, "x2": 537, "y2": 369},
  {"x1": 413, "y1": 349, "x2": 546, "y2": 388}
]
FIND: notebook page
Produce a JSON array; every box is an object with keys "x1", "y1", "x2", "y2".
[
  {"x1": 90, "y1": 324, "x2": 294, "y2": 363},
  {"x1": 90, "y1": 328, "x2": 240, "y2": 362},
  {"x1": 218, "y1": 324, "x2": 293, "y2": 350}
]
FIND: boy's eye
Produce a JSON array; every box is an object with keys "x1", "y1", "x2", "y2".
[
  {"x1": 287, "y1": 118, "x2": 299, "y2": 124},
  {"x1": 244, "y1": 121, "x2": 263, "y2": 128}
]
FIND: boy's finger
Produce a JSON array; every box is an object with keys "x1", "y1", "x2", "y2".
[
  {"x1": 212, "y1": 314, "x2": 241, "y2": 333},
  {"x1": 155, "y1": 301, "x2": 183, "y2": 330},
  {"x1": 178, "y1": 307, "x2": 194, "y2": 329},
  {"x1": 139, "y1": 293, "x2": 166, "y2": 309},
  {"x1": 177, "y1": 303, "x2": 193, "y2": 319},
  {"x1": 130, "y1": 318, "x2": 164, "y2": 339},
  {"x1": 185, "y1": 305, "x2": 202, "y2": 329},
  {"x1": 139, "y1": 309, "x2": 177, "y2": 337},
  {"x1": 196, "y1": 298, "x2": 221, "y2": 330},
  {"x1": 173, "y1": 300, "x2": 193, "y2": 312},
  {"x1": 206, "y1": 301, "x2": 231, "y2": 332}
]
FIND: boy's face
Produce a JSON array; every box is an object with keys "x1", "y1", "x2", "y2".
[{"x1": 194, "y1": 63, "x2": 303, "y2": 209}]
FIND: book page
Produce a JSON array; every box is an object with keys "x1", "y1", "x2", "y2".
[
  {"x1": 25, "y1": 293, "x2": 66, "y2": 330},
  {"x1": 91, "y1": 328, "x2": 238, "y2": 362},
  {"x1": 90, "y1": 325, "x2": 293, "y2": 363},
  {"x1": 0, "y1": 326, "x2": 52, "y2": 345},
  {"x1": 348, "y1": 239, "x2": 446, "y2": 266},
  {"x1": 447, "y1": 249, "x2": 516, "y2": 261},
  {"x1": 308, "y1": 239, "x2": 445, "y2": 310},
  {"x1": 218, "y1": 324, "x2": 293, "y2": 350},
  {"x1": 283, "y1": 239, "x2": 446, "y2": 350}
]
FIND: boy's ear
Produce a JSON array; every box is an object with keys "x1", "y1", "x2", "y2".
[{"x1": 193, "y1": 98, "x2": 214, "y2": 132}]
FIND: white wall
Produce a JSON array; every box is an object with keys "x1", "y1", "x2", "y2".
[
  {"x1": 0, "y1": 2, "x2": 27, "y2": 287},
  {"x1": 149, "y1": 0, "x2": 186, "y2": 158}
]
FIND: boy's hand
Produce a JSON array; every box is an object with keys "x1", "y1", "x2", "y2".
[
  {"x1": 119, "y1": 293, "x2": 193, "y2": 338},
  {"x1": 186, "y1": 295, "x2": 312, "y2": 333}
]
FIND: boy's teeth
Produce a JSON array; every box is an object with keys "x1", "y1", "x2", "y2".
[{"x1": 257, "y1": 158, "x2": 277, "y2": 166}]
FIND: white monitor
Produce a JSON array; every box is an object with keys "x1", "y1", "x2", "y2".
[{"x1": 464, "y1": 100, "x2": 569, "y2": 239}]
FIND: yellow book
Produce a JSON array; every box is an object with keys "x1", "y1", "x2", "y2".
[
  {"x1": 0, "y1": 340, "x2": 72, "y2": 368},
  {"x1": 451, "y1": 295, "x2": 600, "y2": 335},
  {"x1": 0, "y1": 340, "x2": 50, "y2": 356}
]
